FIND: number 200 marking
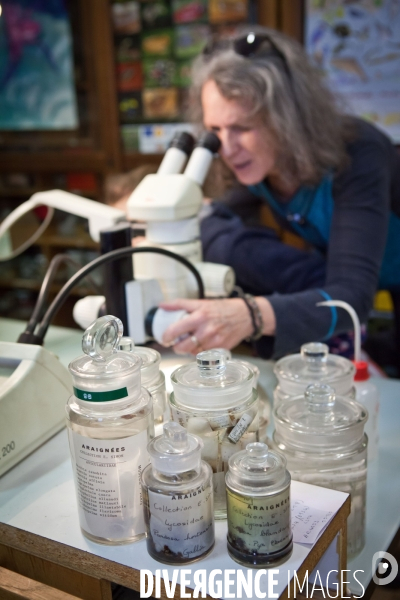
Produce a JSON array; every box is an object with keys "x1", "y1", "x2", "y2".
[{"x1": 1, "y1": 441, "x2": 16, "y2": 458}]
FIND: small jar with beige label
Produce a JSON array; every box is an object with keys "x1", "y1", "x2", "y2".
[
  {"x1": 225, "y1": 442, "x2": 292, "y2": 567},
  {"x1": 66, "y1": 316, "x2": 154, "y2": 545},
  {"x1": 169, "y1": 350, "x2": 259, "y2": 519},
  {"x1": 142, "y1": 422, "x2": 214, "y2": 564}
]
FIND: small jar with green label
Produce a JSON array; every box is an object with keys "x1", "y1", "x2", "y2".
[
  {"x1": 225, "y1": 442, "x2": 292, "y2": 568},
  {"x1": 66, "y1": 315, "x2": 154, "y2": 545}
]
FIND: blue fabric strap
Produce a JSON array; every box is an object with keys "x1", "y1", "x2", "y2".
[{"x1": 318, "y1": 290, "x2": 338, "y2": 340}]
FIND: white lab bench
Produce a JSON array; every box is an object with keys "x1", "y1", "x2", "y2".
[{"x1": 0, "y1": 318, "x2": 399, "y2": 599}]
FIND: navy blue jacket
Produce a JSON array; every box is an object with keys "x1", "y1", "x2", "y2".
[{"x1": 200, "y1": 119, "x2": 400, "y2": 358}]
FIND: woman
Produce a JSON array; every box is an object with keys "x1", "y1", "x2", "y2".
[{"x1": 161, "y1": 27, "x2": 400, "y2": 358}]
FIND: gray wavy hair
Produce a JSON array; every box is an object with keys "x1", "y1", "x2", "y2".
[{"x1": 189, "y1": 27, "x2": 351, "y2": 187}]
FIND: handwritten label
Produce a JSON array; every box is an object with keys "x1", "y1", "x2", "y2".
[
  {"x1": 291, "y1": 499, "x2": 334, "y2": 544},
  {"x1": 226, "y1": 487, "x2": 292, "y2": 555},
  {"x1": 208, "y1": 414, "x2": 232, "y2": 429},
  {"x1": 147, "y1": 481, "x2": 214, "y2": 560},
  {"x1": 228, "y1": 413, "x2": 253, "y2": 443}
]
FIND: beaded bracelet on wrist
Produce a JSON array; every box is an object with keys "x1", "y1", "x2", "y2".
[{"x1": 242, "y1": 293, "x2": 264, "y2": 341}]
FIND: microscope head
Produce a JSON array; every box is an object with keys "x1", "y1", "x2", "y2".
[
  {"x1": 126, "y1": 132, "x2": 220, "y2": 222},
  {"x1": 126, "y1": 174, "x2": 203, "y2": 221}
]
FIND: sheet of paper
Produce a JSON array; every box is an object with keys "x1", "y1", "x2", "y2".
[{"x1": 291, "y1": 498, "x2": 334, "y2": 545}]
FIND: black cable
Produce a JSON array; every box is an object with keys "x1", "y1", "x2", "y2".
[
  {"x1": 34, "y1": 246, "x2": 205, "y2": 344},
  {"x1": 24, "y1": 254, "x2": 103, "y2": 335}
]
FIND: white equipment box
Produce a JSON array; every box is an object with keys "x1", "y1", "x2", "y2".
[{"x1": 0, "y1": 342, "x2": 72, "y2": 477}]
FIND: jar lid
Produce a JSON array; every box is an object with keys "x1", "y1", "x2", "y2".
[
  {"x1": 171, "y1": 350, "x2": 254, "y2": 409},
  {"x1": 126, "y1": 344, "x2": 161, "y2": 386},
  {"x1": 147, "y1": 422, "x2": 203, "y2": 474},
  {"x1": 226, "y1": 442, "x2": 288, "y2": 491},
  {"x1": 198, "y1": 349, "x2": 260, "y2": 386},
  {"x1": 274, "y1": 342, "x2": 355, "y2": 396},
  {"x1": 274, "y1": 383, "x2": 368, "y2": 450},
  {"x1": 69, "y1": 316, "x2": 142, "y2": 398}
]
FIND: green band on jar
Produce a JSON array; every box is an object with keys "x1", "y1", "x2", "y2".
[{"x1": 73, "y1": 387, "x2": 129, "y2": 402}]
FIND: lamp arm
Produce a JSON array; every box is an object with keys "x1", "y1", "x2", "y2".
[
  {"x1": 0, "y1": 190, "x2": 126, "y2": 253},
  {"x1": 28, "y1": 190, "x2": 126, "y2": 241}
]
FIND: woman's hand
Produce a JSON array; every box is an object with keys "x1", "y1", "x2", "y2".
[{"x1": 160, "y1": 297, "x2": 256, "y2": 355}]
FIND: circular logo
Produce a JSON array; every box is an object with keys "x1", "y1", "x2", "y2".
[{"x1": 372, "y1": 551, "x2": 398, "y2": 586}]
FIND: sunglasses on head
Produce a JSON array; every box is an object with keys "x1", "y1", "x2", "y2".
[
  {"x1": 203, "y1": 32, "x2": 283, "y2": 59},
  {"x1": 202, "y1": 32, "x2": 292, "y2": 80}
]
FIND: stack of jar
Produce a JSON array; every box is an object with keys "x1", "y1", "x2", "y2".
[
  {"x1": 65, "y1": 317, "x2": 293, "y2": 570},
  {"x1": 168, "y1": 350, "x2": 261, "y2": 518},
  {"x1": 66, "y1": 317, "x2": 366, "y2": 566},
  {"x1": 272, "y1": 342, "x2": 368, "y2": 559},
  {"x1": 273, "y1": 342, "x2": 356, "y2": 405}
]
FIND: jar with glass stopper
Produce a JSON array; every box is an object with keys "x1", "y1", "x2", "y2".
[
  {"x1": 225, "y1": 442, "x2": 292, "y2": 567},
  {"x1": 142, "y1": 422, "x2": 215, "y2": 564},
  {"x1": 169, "y1": 349, "x2": 259, "y2": 519},
  {"x1": 273, "y1": 342, "x2": 356, "y2": 407},
  {"x1": 119, "y1": 337, "x2": 168, "y2": 424},
  {"x1": 213, "y1": 348, "x2": 270, "y2": 442},
  {"x1": 273, "y1": 383, "x2": 368, "y2": 559},
  {"x1": 66, "y1": 315, "x2": 154, "y2": 545}
]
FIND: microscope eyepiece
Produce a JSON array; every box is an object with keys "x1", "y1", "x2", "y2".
[
  {"x1": 182, "y1": 131, "x2": 220, "y2": 186},
  {"x1": 196, "y1": 132, "x2": 221, "y2": 154},
  {"x1": 157, "y1": 131, "x2": 196, "y2": 175},
  {"x1": 169, "y1": 131, "x2": 196, "y2": 156}
]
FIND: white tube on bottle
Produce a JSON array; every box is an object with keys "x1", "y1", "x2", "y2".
[{"x1": 317, "y1": 299, "x2": 380, "y2": 461}]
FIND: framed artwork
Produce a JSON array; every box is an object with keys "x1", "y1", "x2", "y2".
[
  {"x1": 0, "y1": 0, "x2": 78, "y2": 130},
  {"x1": 305, "y1": 0, "x2": 400, "y2": 142}
]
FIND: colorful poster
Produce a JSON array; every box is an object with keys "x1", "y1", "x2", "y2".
[
  {"x1": 305, "y1": 0, "x2": 400, "y2": 142},
  {"x1": 0, "y1": 0, "x2": 78, "y2": 130}
]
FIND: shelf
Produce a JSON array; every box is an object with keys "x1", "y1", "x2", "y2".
[
  {"x1": 0, "y1": 152, "x2": 108, "y2": 173},
  {"x1": 8, "y1": 220, "x2": 100, "y2": 251},
  {"x1": 0, "y1": 188, "x2": 42, "y2": 198},
  {"x1": 122, "y1": 152, "x2": 162, "y2": 170},
  {"x1": 0, "y1": 189, "x2": 99, "y2": 200},
  {"x1": 0, "y1": 278, "x2": 95, "y2": 297},
  {"x1": 38, "y1": 233, "x2": 99, "y2": 250}
]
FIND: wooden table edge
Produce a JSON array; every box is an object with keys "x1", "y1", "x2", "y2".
[{"x1": 0, "y1": 495, "x2": 350, "y2": 600}]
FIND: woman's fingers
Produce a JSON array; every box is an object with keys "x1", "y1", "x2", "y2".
[
  {"x1": 162, "y1": 305, "x2": 208, "y2": 346},
  {"x1": 159, "y1": 299, "x2": 203, "y2": 312},
  {"x1": 172, "y1": 333, "x2": 203, "y2": 355},
  {"x1": 164, "y1": 298, "x2": 254, "y2": 352},
  {"x1": 171, "y1": 318, "x2": 225, "y2": 355}
]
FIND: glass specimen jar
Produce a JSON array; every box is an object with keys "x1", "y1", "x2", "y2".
[
  {"x1": 273, "y1": 383, "x2": 368, "y2": 559},
  {"x1": 237, "y1": 359, "x2": 270, "y2": 443},
  {"x1": 142, "y1": 421, "x2": 214, "y2": 564},
  {"x1": 273, "y1": 342, "x2": 356, "y2": 407},
  {"x1": 66, "y1": 316, "x2": 154, "y2": 545},
  {"x1": 119, "y1": 338, "x2": 168, "y2": 425},
  {"x1": 226, "y1": 442, "x2": 292, "y2": 568},
  {"x1": 211, "y1": 349, "x2": 270, "y2": 442},
  {"x1": 169, "y1": 350, "x2": 259, "y2": 519}
]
